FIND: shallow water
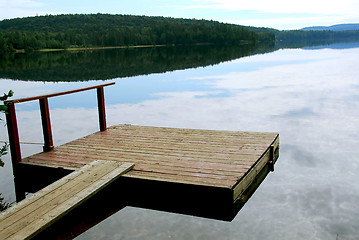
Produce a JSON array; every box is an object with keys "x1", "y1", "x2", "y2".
[{"x1": 1, "y1": 43, "x2": 359, "y2": 239}]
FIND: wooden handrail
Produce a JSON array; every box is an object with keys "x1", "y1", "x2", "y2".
[
  {"x1": 5, "y1": 82, "x2": 115, "y2": 104},
  {"x1": 5, "y1": 82, "x2": 115, "y2": 175}
]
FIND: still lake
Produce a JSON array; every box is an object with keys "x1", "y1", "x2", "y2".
[{"x1": 1, "y1": 42, "x2": 359, "y2": 239}]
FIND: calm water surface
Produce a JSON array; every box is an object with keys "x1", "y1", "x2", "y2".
[{"x1": 1, "y1": 43, "x2": 359, "y2": 239}]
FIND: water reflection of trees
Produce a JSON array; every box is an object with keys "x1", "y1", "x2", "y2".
[{"x1": 0, "y1": 43, "x2": 274, "y2": 82}]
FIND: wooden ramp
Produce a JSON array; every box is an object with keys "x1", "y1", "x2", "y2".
[
  {"x1": 0, "y1": 160, "x2": 134, "y2": 240},
  {"x1": 19, "y1": 124, "x2": 279, "y2": 221}
]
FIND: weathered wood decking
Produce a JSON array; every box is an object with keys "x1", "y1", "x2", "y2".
[
  {"x1": 0, "y1": 160, "x2": 133, "y2": 240},
  {"x1": 3, "y1": 124, "x2": 278, "y2": 239},
  {"x1": 21, "y1": 124, "x2": 279, "y2": 217}
]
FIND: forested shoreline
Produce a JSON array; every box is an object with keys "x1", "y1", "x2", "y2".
[
  {"x1": 275, "y1": 29, "x2": 359, "y2": 43},
  {"x1": 0, "y1": 14, "x2": 274, "y2": 54},
  {"x1": 1, "y1": 14, "x2": 358, "y2": 55}
]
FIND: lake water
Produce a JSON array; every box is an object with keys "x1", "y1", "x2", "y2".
[{"x1": 1, "y1": 42, "x2": 359, "y2": 239}]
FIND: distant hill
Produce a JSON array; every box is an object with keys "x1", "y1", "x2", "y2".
[
  {"x1": 301, "y1": 23, "x2": 359, "y2": 31},
  {"x1": 0, "y1": 14, "x2": 275, "y2": 54}
]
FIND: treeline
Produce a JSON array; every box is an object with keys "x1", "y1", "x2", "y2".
[
  {"x1": 275, "y1": 29, "x2": 359, "y2": 44},
  {"x1": 0, "y1": 14, "x2": 274, "y2": 54}
]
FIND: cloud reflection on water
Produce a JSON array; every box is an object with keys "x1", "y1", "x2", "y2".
[
  {"x1": 87, "y1": 47, "x2": 359, "y2": 239},
  {"x1": 1, "y1": 46, "x2": 359, "y2": 239}
]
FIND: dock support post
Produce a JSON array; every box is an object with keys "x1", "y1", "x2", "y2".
[
  {"x1": 5, "y1": 103, "x2": 22, "y2": 175},
  {"x1": 97, "y1": 86, "x2": 107, "y2": 131},
  {"x1": 14, "y1": 176, "x2": 26, "y2": 202},
  {"x1": 268, "y1": 145, "x2": 275, "y2": 172},
  {"x1": 39, "y1": 97, "x2": 54, "y2": 152}
]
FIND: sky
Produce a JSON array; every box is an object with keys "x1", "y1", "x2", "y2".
[{"x1": 0, "y1": 0, "x2": 358, "y2": 30}]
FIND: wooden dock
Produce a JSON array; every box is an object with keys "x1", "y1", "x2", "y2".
[
  {"x1": 3, "y1": 83, "x2": 279, "y2": 238},
  {"x1": 22, "y1": 124, "x2": 279, "y2": 200},
  {"x1": 21, "y1": 124, "x2": 279, "y2": 220}
]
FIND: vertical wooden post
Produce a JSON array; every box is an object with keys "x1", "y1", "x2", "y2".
[
  {"x1": 268, "y1": 145, "x2": 275, "y2": 172},
  {"x1": 14, "y1": 177, "x2": 26, "y2": 202},
  {"x1": 97, "y1": 87, "x2": 107, "y2": 131},
  {"x1": 5, "y1": 103, "x2": 22, "y2": 174},
  {"x1": 39, "y1": 97, "x2": 54, "y2": 152}
]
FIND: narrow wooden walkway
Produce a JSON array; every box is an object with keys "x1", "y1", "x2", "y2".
[
  {"x1": 0, "y1": 160, "x2": 134, "y2": 240},
  {"x1": 22, "y1": 124, "x2": 279, "y2": 204}
]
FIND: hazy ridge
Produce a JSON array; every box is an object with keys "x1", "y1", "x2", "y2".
[{"x1": 301, "y1": 23, "x2": 359, "y2": 31}]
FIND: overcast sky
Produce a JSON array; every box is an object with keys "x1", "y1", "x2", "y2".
[{"x1": 0, "y1": 0, "x2": 358, "y2": 30}]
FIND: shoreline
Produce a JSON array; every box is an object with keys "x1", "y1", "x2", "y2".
[
  {"x1": 33, "y1": 44, "x2": 167, "y2": 52},
  {"x1": 18, "y1": 42, "x2": 256, "y2": 53}
]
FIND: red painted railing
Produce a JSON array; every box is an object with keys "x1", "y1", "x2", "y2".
[{"x1": 5, "y1": 82, "x2": 115, "y2": 173}]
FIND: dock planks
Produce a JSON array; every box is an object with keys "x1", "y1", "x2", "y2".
[
  {"x1": 21, "y1": 124, "x2": 279, "y2": 203},
  {"x1": 0, "y1": 160, "x2": 134, "y2": 240}
]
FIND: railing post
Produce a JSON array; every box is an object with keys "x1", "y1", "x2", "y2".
[
  {"x1": 39, "y1": 97, "x2": 54, "y2": 152},
  {"x1": 5, "y1": 102, "x2": 22, "y2": 174},
  {"x1": 97, "y1": 87, "x2": 107, "y2": 131}
]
